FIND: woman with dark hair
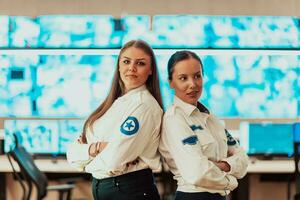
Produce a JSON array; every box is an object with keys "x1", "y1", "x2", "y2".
[
  {"x1": 67, "y1": 40, "x2": 163, "y2": 200},
  {"x1": 159, "y1": 50, "x2": 248, "y2": 200}
]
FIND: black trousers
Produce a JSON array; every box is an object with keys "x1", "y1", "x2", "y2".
[
  {"x1": 174, "y1": 191, "x2": 226, "y2": 200},
  {"x1": 92, "y1": 168, "x2": 160, "y2": 200}
]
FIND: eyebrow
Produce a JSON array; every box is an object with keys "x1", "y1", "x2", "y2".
[
  {"x1": 122, "y1": 56, "x2": 147, "y2": 61},
  {"x1": 177, "y1": 71, "x2": 201, "y2": 76}
]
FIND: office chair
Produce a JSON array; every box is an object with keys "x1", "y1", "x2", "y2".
[{"x1": 7, "y1": 134, "x2": 75, "y2": 200}]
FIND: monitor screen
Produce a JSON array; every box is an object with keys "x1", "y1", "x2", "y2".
[
  {"x1": 294, "y1": 123, "x2": 300, "y2": 142},
  {"x1": 0, "y1": 16, "x2": 9, "y2": 47},
  {"x1": 0, "y1": 55, "x2": 38, "y2": 117},
  {"x1": 36, "y1": 15, "x2": 122, "y2": 48},
  {"x1": 35, "y1": 55, "x2": 116, "y2": 117},
  {"x1": 4, "y1": 119, "x2": 84, "y2": 156},
  {"x1": 239, "y1": 122, "x2": 294, "y2": 157},
  {"x1": 9, "y1": 16, "x2": 39, "y2": 48},
  {"x1": 0, "y1": 53, "x2": 299, "y2": 118},
  {"x1": 152, "y1": 16, "x2": 299, "y2": 48},
  {"x1": 58, "y1": 120, "x2": 84, "y2": 154}
]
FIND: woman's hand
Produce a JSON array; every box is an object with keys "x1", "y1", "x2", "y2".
[
  {"x1": 213, "y1": 161, "x2": 231, "y2": 172},
  {"x1": 89, "y1": 142, "x2": 108, "y2": 157},
  {"x1": 126, "y1": 158, "x2": 140, "y2": 167}
]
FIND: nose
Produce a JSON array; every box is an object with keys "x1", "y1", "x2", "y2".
[
  {"x1": 128, "y1": 63, "x2": 137, "y2": 72},
  {"x1": 188, "y1": 78, "x2": 197, "y2": 89}
]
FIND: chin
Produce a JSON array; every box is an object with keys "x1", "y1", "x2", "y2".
[{"x1": 187, "y1": 99, "x2": 198, "y2": 105}]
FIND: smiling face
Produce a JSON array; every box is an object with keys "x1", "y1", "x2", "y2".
[
  {"x1": 118, "y1": 47, "x2": 152, "y2": 92},
  {"x1": 170, "y1": 57, "x2": 203, "y2": 106}
]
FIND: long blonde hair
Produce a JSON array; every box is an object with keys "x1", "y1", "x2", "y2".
[{"x1": 81, "y1": 40, "x2": 163, "y2": 143}]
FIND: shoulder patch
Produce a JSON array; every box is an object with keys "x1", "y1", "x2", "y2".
[
  {"x1": 225, "y1": 129, "x2": 237, "y2": 146},
  {"x1": 120, "y1": 116, "x2": 139, "y2": 136},
  {"x1": 190, "y1": 124, "x2": 203, "y2": 131},
  {"x1": 182, "y1": 135, "x2": 198, "y2": 145}
]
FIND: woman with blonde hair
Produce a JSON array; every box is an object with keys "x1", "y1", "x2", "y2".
[{"x1": 67, "y1": 40, "x2": 163, "y2": 200}]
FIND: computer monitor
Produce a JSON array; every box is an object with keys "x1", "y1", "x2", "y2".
[
  {"x1": 58, "y1": 120, "x2": 84, "y2": 154},
  {"x1": 294, "y1": 123, "x2": 300, "y2": 142},
  {"x1": 4, "y1": 119, "x2": 84, "y2": 156},
  {"x1": 239, "y1": 122, "x2": 294, "y2": 157}
]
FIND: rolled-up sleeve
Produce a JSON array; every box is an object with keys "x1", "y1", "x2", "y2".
[
  {"x1": 66, "y1": 130, "x2": 99, "y2": 172},
  {"x1": 66, "y1": 142, "x2": 92, "y2": 171},
  {"x1": 222, "y1": 130, "x2": 249, "y2": 179}
]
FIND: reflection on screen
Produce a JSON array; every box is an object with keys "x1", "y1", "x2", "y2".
[
  {"x1": 240, "y1": 122, "x2": 294, "y2": 157},
  {"x1": 4, "y1": 120, "x2": 84, "y2": 155}
]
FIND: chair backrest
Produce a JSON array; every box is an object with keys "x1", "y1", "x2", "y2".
[{"x1": 10, "y1": 144, "x2": 48, "y2": 199}]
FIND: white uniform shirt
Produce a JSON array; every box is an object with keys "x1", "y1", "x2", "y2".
[
  {"x1": 159, "y1": 96, "x2": 248, "y2": 195},
  {"x1": 67, "y1": 85, "x2": 163, "y2": 179}
]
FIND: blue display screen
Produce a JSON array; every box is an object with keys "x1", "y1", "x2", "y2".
[
  {"x1": 0, "y1": 53, "x2": 299, "y2": 118},
  {"x1": 240, "y1": 123, "x2": 294, "y2": 157},
  {"x1": 4, "y1": 120, "x2": 84, "y2": 155},
  {"x1": 294, "y1": 123, "x2": 300, "y2": 142},
  {"x1": 36, "y1": 15, "x2": 122, "y2": 48},
  {"x1": 0, "y1": 16, "x2": 9, "y2": 47},
  {"x1": 0, "y1": 15, "x2": 299, "y2": 118},
  {"x1": 151, "y1": 16, "x2": 299, "y2": 48},
  {"x1": 1, "y1": 15, "x2": 298, "y2": 48}
]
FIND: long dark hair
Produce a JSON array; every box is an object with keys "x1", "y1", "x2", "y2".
[
  {"x1": 167, "y1": 50, "x2": 203, "y2": 80},
  {"x1": 81, "y1": 40, "x2": 163, "y2": 143}
]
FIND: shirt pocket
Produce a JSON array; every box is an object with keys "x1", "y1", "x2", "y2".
[{"x1": 197, "y1": 132, "x2": 215, "y2": 152}]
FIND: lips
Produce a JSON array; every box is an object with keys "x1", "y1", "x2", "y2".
[
  {"x1": 186, "y1": 91, "x2": 199, "y2": 97},
  {"x1": 125, "y1": 74, "x2": 138, "y2": 78}
]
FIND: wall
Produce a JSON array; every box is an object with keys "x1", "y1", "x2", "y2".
[{"x1": 0, "y1": 0, "x2": 299, "y2": 17}]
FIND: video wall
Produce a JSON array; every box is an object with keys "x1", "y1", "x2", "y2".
[
  {"x1": 1, "y1": 15, "x2": 299, "y2": 156},
  {"x1": 0, "y1": 15, "x2": 299, "y2": 118},
  {"x1": 0, "y1": 54, "x2": 299, "y2": 118}
]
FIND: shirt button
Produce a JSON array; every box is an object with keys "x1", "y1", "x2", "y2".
[
  {"x1": 143, "y1": 193, "x2": 147, "y2": 196},
  {"x1": 115, "y1": 182, "x2": 119, "y2": 186}
]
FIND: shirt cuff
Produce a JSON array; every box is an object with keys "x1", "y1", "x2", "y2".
[
  {"x1": 225, "y1": 174, "x2": 238, "y2": 191},
  {"x1": 68, "y1": 143, "x2": 91, "y2": 161},
  {"x1": 221, "y1": 156, "x2": 235, "y2": 175}
]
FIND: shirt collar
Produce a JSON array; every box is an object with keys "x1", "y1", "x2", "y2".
[
  {"x1": 173, "y1": 96, "x2": 210, "y2": 117},
  {"x1": 173, "y1": 96, "x2": 198, "y2": 116}
]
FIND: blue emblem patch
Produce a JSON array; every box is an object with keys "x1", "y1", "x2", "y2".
[
  {"x1": 182, "y1": 135, "x2": 198, "y2": 145},
  {"x1": 120, "y1": 116, "x2": 139, "y2": 136},
  {"x1": 225, "y1": 129, "x2": 237, "y2": 146},
  {"x1": 190, "y1": 124, "x2": 203, "y2": 131}
]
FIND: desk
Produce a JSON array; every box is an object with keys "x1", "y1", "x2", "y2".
[
  {"x1": 0, "y1": 155, "x2": 77, "y2": 173},
  {"x1": 247, "y1": 159, "x2": 294, "y2": 173},
  {"x1": 232, "y1": 159, "x2": 295, "y2": 200},
  {"x1": 0, "y1": 155, "x2": 296, "y2": 200}
]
